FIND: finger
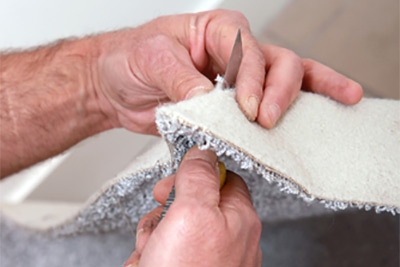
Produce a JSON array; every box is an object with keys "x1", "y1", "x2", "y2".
[
  {"x1": 302, "y1": 58, "x2": 363, "y2": 105},
  {"x1": 153, "y1": 161, "x2": 224, "y2": 205},
  {"x1": 235, "y1": 29, "x2": 266, "y2": 121},
  {"x1": 205, "y1": 11, "x2": 265, "y2": 121},
  {"x1": 174, "y1": 146, "x2": 220, "y2": 206},
  {"x1": 141, "y1": 35, "x2": 214, "y2": 102},
  {"x1": 123, "y1": 250, "x2": 141, "y2": 267},
  {"x1": 123, "y1": 205, "x2": 163, "y2": 267},
  {"x1": 135, "y1": 206, "x2": 163, "y2": 253},
  {"x1": 256, "y1": 247, "x2": 263, "y2": 267},
  {"x1": 153, "y1": 175, "x2": 176, "y2": 205},
  {"x1": 258, "y1": 45, "x2": 304, "y2": 129},
  {"x1": 243, "y1": 246, "x2": 262, "y2": 267},
  {"x1": 219, "y1": 171, "x2": 253, "y2": 211}
]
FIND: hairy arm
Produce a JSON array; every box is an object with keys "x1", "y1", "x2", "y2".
[{"x1": 0, "y1": 38, "x2": 112, "y2": 177}]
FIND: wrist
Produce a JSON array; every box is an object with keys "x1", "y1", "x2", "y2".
[
  {"x1": 87, "y1": 31, "x2": 126, "y2": 130},
  {"x1": 65, "y1": 36, "x2": 114, "y2": 133}
]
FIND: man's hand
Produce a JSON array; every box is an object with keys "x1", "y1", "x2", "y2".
[
  {"x1": 123, "y1": 146, "x2": 262, "y2": 267},
  {"x1": 0, "y1": 9, "x2": 363, "y2": 177},
  {"x1": 93, "y1": 9, "x2": 363, "y2": 134}
]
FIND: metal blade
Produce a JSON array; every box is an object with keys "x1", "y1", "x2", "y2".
[{"x1": 223, "y1": 29, "x2": 243, "y2": 89}]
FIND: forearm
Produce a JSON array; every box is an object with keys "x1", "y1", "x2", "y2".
[{"x1": 0, "y1": 38, "x2": 112, "y2": 178}]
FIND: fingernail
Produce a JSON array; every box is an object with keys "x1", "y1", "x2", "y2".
[
  {"x1": 135, "y1": 225, "x2": 150, "y2": 252},
  {"x1": 266, "y1": 103, "x2": 281, "y2": 127},
  {"x1": 246, "y1": 96, "x2": 259, "y2": 121},
  {"x1": 185, "y1": 86, "x2": 212, "y2": 100},
  {"x1": 184, "y1": 146, "x2": 217, "y2": 165},
  {"x1": 136, "y1": 228, "x2": 144, "y2": 245}
]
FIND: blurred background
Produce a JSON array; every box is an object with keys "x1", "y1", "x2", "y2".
[
  {"x1": 258, "y1": 0, "x2": 399, "y2": 100},
  {"x1": 1, "y1": 0, "x2": 398, "y2": 266}
]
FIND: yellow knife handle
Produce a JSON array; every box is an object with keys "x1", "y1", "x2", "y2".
[{"x1": 218, "y1": 161, "x2": 226, "y2": 190}]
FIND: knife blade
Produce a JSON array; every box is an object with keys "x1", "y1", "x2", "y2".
[{"x1": 222, "y1": 29, "x2": 243, "y2": 89}]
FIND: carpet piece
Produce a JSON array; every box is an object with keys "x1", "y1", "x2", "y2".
[
  {"x1": 156, "y1": 89, "x2": 400, "y2": 213},
  {"x1": 0, "y1": 88, "x2": 399, "y2": 266},
  {"x1": 2, "y1": 90, "x2": 399, "y2": 235}
]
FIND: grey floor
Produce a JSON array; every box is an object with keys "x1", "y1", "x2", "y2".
[
  {"x1": 1, "y1": 209, "x2": 398, "y2": 267},
  {"x1": 260, "y1": 210, "x2": 399, "y2": 267}
]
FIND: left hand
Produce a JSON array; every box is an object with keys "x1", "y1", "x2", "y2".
[{"x1": 91, "y1": 10, "x2": 363, "y2": 135}]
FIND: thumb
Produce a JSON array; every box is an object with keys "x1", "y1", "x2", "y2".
[
  {"x1": 146, "y1": 38, "x2": 214, "y2": 102},
  {"x1": 174, "y1": 146, "x2": 220, "y2": 206},
  {"x1": 123, "y1": 251, "x2": 140, "y2": 267}
]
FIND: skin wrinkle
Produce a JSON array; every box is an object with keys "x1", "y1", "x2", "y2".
[
  {"x1": 131, "y1": 35, "x2": 180, "y2": 100},
  {"x1": 184, "y1": 85, "x2": 210, "y2": 100},
  {"x1": 172, "y1": 69, "x2": 201, "y2": 101},
  {"x1": 258, "y1": 48, "x2": 304, "y2": 128},
  {"x1": 142, "y1": 216, "x2": 157, "y2": 231},
  {"x1": 188, "y1": 14, "x2": 210, "y2": 72},
  {"x1": 125, "y1": 55, "x2": 168, "y2": 103},
  {"x1": 190, "y1": 12, "x2": 228, "y2": 80},
  {"x1": 95, "y1": 35, "x2": 132, "y2": 123},
  {"x1": 81, "y1": 44, "x2": 101, "y2": 117},
  {"x1": 76, "y1": 87, "x2": 86, "y2": 116}
]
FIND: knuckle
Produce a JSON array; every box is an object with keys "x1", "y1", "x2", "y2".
[
  {"x1": 302, "y1": 58, "x2": 316, "y2": 68},
  {"x1": 231, "y1": 10, "x2": 246, "y2": 20},
  {"x1": 301, "y1": 58, "x2": 317, "y2": 75},
  {"x1": 155, "y1": 50, "x2": 177, "y2": 72},
  {"x1": 250, "y1": 214, "x2": 262, "y2": 237},
  {"x1": 182, "y1": 155, "x2": 217, "y2": 172},
  {"x1": 279, "y1": 48, "x2": 300, "y2": 62},
  {"x1": 137, "y1": 34, "x2": 177, "y2": 71},
  {"x1": 180, "y1": 157, "x2": 217, "y2": 172},
  {"x1": 279, "y1": 48, "x2": 304, "y2": 76},
  {"x1": 212, "y1": 8, "x2": 227, "y2": 15},
  {"x1": 181, "y1": 162, "x2": 217, "y2": 182},
  {"x1": 245, "y1": 47, "x2": 266, "y2": 68},
  {"x1": 178, "y1": 170, "x2": 218, "y2": 192},
  {"x1": 172, "y1": 72, "x2": 199, "y2": 98},
  {"x1": 213, "y1": 9, "x2": 249, "y2": 27},
  {"x1": 137, "y1": 214, "x2": 153, "y2": 230}
]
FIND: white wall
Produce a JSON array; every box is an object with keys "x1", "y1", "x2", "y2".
[{"x1": 0, "y1": 0, "x2": 224, "y2": 49}]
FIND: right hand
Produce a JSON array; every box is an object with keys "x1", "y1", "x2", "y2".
[{"x1": 124, "y1": 146, "x2": 262, "y2": 267}]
